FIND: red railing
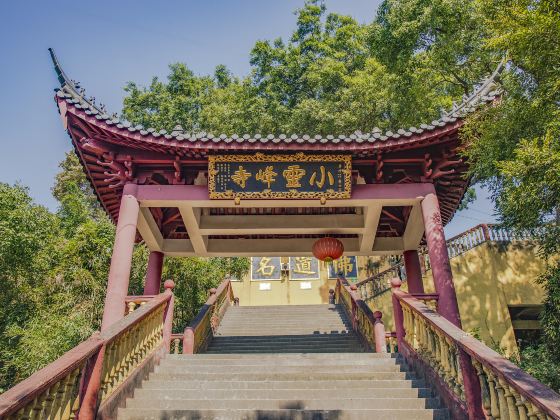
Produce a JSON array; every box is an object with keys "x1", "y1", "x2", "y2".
[
  {"x1": 356, "y1": 223, "x2": 535, "y2": 301},
  {"x1": 182, "y1": 279, "x2": 237, "y2": 354},
  {"x1": 0, "y1": 284, "x2": 175, "y2": 419},
  {"x1": 335, "y1": 276, "x2": 386, "y2": 353},
  {"x1": 391, "y1": 283, "x2": 560, "y2": 420}
]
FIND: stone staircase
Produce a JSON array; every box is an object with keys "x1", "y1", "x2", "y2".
[{"x1": 119, "y1": 304, "x2": 448, "y2": 419}]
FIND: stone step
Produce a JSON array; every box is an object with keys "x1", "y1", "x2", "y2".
[
  {"x1": 118, "y1": 408, "x2": 449, "y2": 420},
  {"x1": 149, "y1": 371, "x2": 412, "y2": 381},
  {"x1": 124, "y1": 397, "x2": 440, "y2": 410},
  {"x1": 155, "y1": 364, "x2": 403, "y2": 375},
  {"x1": 226, "y1": 306, "x2": 344, "y2": 309},
  {"x1": 166, "y1": 352, "x2": 395, "y2": 360},
  {"x1": 210, "y1": 334, "x2": 357, "y2": 342},
  {"x1": 205, "y1": 343, "x2": 363, "y2": 350},
  {"x1": 218, "y1": 322, "x2": 352, "y2": 327},
  {"x1": 222, "y1": 316, "x2": 348, "y2": 320},
  {"x1": 223, "y1": 309, "x2": 347, "y2": 313},
  {"x1": 160, "y1": 357, "x2": 397, "y2": 367},
  {"x1": 219, "y1": 317, "x2": 349, "y2": 322},
  {"x1": 222, "y1": 312, "x2": 348, "y2": 316},
  {"x1": 208, "y1": 337, "x2": 360, "y2": 344},
  {"x1": 217, "y1": 326, "x2": 352, "y2": 331},
  {"x1": 141, "y1": 378, "x2": 426, "y2": 390},
  {"x1": 209, "y1": 339, "x2": 360, "y2": 351},
  {"x1": 204, "y1": 348, "x2": 365, "y2": 354},
  {"x1": 132, "y1": 387, "x2": 433, "y2": 400},
  {"x1": 214, "y1": 330, "x2": 353, "y2": 336}
]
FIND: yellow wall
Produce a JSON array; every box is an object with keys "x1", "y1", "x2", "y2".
[
  {"x1": 231, "y1": 242, "x2": 546, "y2": 356},
  {"x1": 367, "y1": 242, "x2": 546, "y2": 356},
  {"x1": 231, "y1": 256, "x2": 389, "y2": 306}
]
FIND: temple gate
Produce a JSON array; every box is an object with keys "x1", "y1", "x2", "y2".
[{"x1": 1, "y1": 51, "x2": 558, "y2": 420}]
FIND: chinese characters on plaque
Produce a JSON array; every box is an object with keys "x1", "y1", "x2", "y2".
[
  {"x1": 328, "y1": 256, "x2": 358, "y2": 279},
  {"x1": 289, "y1": 257, "x2": 320, "y2": 280},
  {"x1": 250, "y1": 256, "x2": 358, "y2": 281},
  {"x1": 208, "y1": 153, "x2": 351, "y2": 199},
  {"x1": 250, "y1": 257, "x2": 282, "y2": 281}
]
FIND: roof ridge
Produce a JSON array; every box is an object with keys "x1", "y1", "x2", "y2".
[{"x1": 49, "y1": 48, "x2": 503, "y2": 145}]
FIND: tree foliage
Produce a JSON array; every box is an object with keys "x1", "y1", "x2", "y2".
[
  {"x1": 2, "y1": 0, "x2": 559, "y2": 392},
  {"x1": 461, "y1": 0, "x2": 560, "y2": 373},
  {"x1": 0, "y1": 154, "x2": 249, "y2": 391},
  {"x1": 121, "y1": 0, "x2": 560, "y2": 386},
  {"x1": 122, "y1": 0, "x2": 501, "y2": 136}
]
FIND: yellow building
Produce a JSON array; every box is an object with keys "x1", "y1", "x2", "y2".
[
  {"x1": 232, "y1": 255, "x2": 390, "y2": 306},
  {"x1": 233, "y1": 228, "x2": 546, "y2": 357}
]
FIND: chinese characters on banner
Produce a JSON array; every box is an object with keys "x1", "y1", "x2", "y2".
[
  {"x1": 208, "y1": 153, "x2": 351, "y2": 199},
  {"x1": 328, "y1": 256, "x2": 358, "y2": 279},
  {"x1": 250, "y1": 257, "x2": 282, "y2": 281},
  {"x1": 289, "y1": 257, "x2": 320, "y2": 280}
]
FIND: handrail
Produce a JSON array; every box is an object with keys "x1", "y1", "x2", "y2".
[
  {"x1": 356, "y1": 223, "x2": 535, "y2": 301},
  {"x1": 0, "y1": 336, "x2": 103, "y2": 419},
  {"x1": 393, "y1": 286, "x2": 560, "y2": 419},
  {"x1": 0, "y1": 284, "x2": 175, "y2": 419},
  {"x1": 183, "y1": 279, "x2": 236, "y2": 354},
  {"x1": 335, "y1": 276, "x2": 386, "y2": 353}
]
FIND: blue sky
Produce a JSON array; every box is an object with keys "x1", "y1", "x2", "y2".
[{"x1": 0, "y1": 0, "x2": 497, "y2": 236}]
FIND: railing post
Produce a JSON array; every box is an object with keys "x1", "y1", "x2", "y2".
[
  {"x1": 77, "y1": 340, "x2": 105, "y2": 419},
  {"x1": 328, "y1": 288, "x2": 335, "y2": 304},
  {"x1": 183, "y1": 327, "x2": 195, "y2": 354},
  {"x1": 373, "y1": 311, "x2": 387, "y2": 353},
  {"x1": 390, "y1": 278, "x2": 406, "y2": 350},
  {"x1": 482, "y1": 224, "x2": 491, "y2": 242},
  {"x1": 162, "y1": 280, "x2": 175, "y2": 353},
  {"x1": 459, "y1": 348, "x2": 485, "y2": 419}
]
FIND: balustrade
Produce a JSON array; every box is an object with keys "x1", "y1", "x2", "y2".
[
  {"x1": 124, "y1": 296, "x2": 153, "y2": 314},
  {"x1": 357, "y1": 223, "x2": 535, "y2": 303},
  {"x1": 385, "y1": 332, "x2": 398, "y2": 353},
  {"x1": 99, "y1": 303, "x2": 165, "y2": 403},
  {"x1": 392, "y1": 285, "x2": 560, "y2": 420},
  {"x1": 183, "y1": 279, "x2": 236, "y2": 354},
  {"x1": 336, "y1": 276, "x2": 386, "y2": 353},
  {"x1": 0, "y1": 283, "x2": 175, "y2": 419},
  {"x1": 170, "y1": 334, "x2": 183, "y2": 354}
]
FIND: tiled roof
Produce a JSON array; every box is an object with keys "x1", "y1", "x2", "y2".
[{"x1": 50, "y1": 48, "x2": 504, "y2": 148}]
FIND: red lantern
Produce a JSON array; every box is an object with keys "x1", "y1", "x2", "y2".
[{"x1": 312, "y1": 237, "x2": 344, "y2": 263}]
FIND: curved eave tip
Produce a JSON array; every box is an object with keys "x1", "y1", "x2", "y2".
[{"x1": 49, "y1": 48, "x2": 69, "y2": 88}]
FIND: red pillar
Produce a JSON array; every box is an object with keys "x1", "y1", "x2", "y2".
[
  {"x1": 403, "y1": 250, "x2": 424, "y2": 294},
  {"x1": 420, "y1": 190, "x2": 461, "y2": 328},
  {"x1": 143, "y1": 251, "x2": 164, "y2": 295},
  {"x1": 101, "y1": 184, "x2": 139, "y2": 332}
]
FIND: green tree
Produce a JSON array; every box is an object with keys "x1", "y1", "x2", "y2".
[
  {"x1": 0, "y1": 183, "x2": 61, "y2": 389},
  {"x1": 122, "y1": 0, "x2": 491, "y2": 136},
  {"x1": 461, "y1": 0, "x2": 560, "y2": 387},
  {"x1": 0, "y1": 157, "x2": 250, "y2": 391}
]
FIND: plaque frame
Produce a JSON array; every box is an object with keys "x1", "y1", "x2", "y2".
[{"x1": 208, "y1": 152, "x2": 352, "y2": 200}]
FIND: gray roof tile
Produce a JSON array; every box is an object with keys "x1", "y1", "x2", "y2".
[{"x1": 50, "y1": 48, "x2": 504, "y2": 149}]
